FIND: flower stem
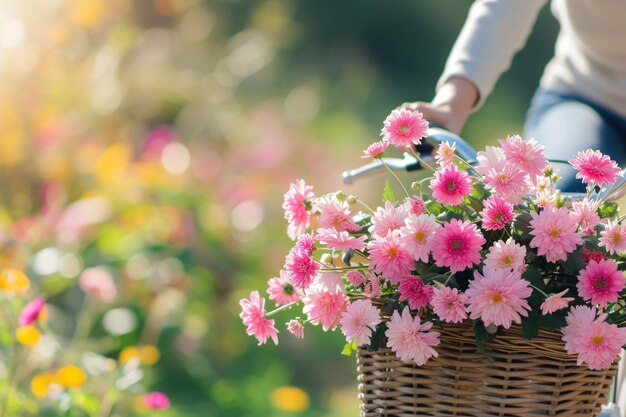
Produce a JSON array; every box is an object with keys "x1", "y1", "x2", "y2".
[
  {"x1": 381, "y1": 160, "x2": 410, "y2": 198},
  {"x1": 266, "y1": 301, "x2": 300, "y2": 318},
  {"x1": 528, "y1": 283, "x2": 549, "y2": 298}
]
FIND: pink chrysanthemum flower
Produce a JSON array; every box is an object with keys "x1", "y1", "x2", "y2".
[
  {"x1": 482, "y1": 162, "x2": 528, "y2": 204},
  {"x1": 283, "y1": 179, "x2": 315, "y2": 240},
  {"x1": 499, "y1": 135, "x2": 548, "y2": 179},
  {"x1": 583, "y1": 248, "x2": 604, "y2": 264},
  {"x1": 370, "y1": 201, "x2": 410, "y2": 237},
  {"x1": 435, "y1": 141, "x2": 456, "y2": 167},
  {"x1": 385, "y1": 306, "x2": 440, "y2": 366},
  {"x1": 239, "y1": 291, "x2": 279, "y2": 345},
  {"x1": 540, "y1": 290, "x2": 574, "y2": 315},
  {"x1": 339, "y1": 299, "x2": 381, "y2": 346},
  {"x1": 569, "y1": 149, "x2": 621, "y2": 185},
  {"x1": 295, "y1": 233, "x2": 315, "y2": 254},
  {"x1": 362, "y1": 140, "x2": 389, "y2": 159},
  {"x1": 529, "y1": 206, "x2": 582, "y2": 263},
  {"x1": 19, "y1": 297, "x2": 46, "y2": 327},
  {"x1": 406, "y1": 196, "x2": 425, "y2": 216},
  {"x1": 484, "y1": 238, "x2": 526, "y2": 272},
  {"x1": 381, "y1": 109, "x2": 428, "y2": 149},
  {"x1": 364, "y1": 274, "x2": 382, "y2": 298},
  {"x1": 533, "y1": 189, "x2": 558, "y2": 208},
  {"x1": 466, "y1": 268, "x2": 532, "y2": 329},
  {"x1": 577, "y1": 259, "x2": 625, "y2": 307},
  {"x1": 315, "y1": 227, "x2": 367, "y2": 252},
  {"x1": 398, "y1": 275, "x2": 434, "y2": 310},
  {"x1": 399, "y1": 214, "x2": 438, "y2": 262},
  {"x1": 302, "y1": 282, "x2": 348, "y2": 331},
  {"x1": 429, "y1": 164, "x2": 473, "y2": 206},
  {"x1": 599, "y1": 220, "x2": 626, "y2": 255},
  {"x1": 431, "y1": 286, "x2": 468, "y2": 323},
  {"x1": 287, "y1": 319, "x2": 305, "y2": 339},
  {"x1": 571, "y1": 199, "x2": 601, "y2": 233},
  {"x1": 562, "y1": 307, "x2": 626, "y2": 370},
  {"x1": 267, "y1": 270, "x2": 303, "y2": 306},
  {"x1": 476, "y1": 146, "x2": 506, "y2": 176},
  {"x1": 480, "y1": 195, "x2": 515, "y2": 231},
  {"x1": 285, "y1": 236, "x2": 320, "y2": 290},
  {"x1": 316, "y1": 197, "x2": 361, "y2": 233},
  {"x1": 432, "y1": 219, "x2": 486, "y2": 273},
  {"x1": 315, "y1": 272, "x2": 345, "y2": 293},
  {"x1": 346, "y1": 270, "x2": 366, "y2": 287},
  {"x1": 367, "y1": 230, "x2": 414, "y2": 284}
]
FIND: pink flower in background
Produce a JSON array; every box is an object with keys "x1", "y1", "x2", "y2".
[
  {"x1": 398, "y1": 275, "x2": 434, "y2": 310},
  {"x1": 484, "y1": 239, "x2": 526, "y2": 272},
  {"x1": 577, "y1": 259, "x2": 625, "y2": 307},
  {"x1": 466, "y1": 268, "x2": 532, "y2": 329},
  {"x1": 302, "y1": 282, "x2": 348, "y2": 331},
  {"x1": 316, "y1": 197, "x2": 361, "y2": 233},
  {"x1": 533, "y1": 189, "x2": 557, "y2": 208},
  {"x1": 431, "y1": 286, "x2": 468, "y2": 323},
  {"x1": 267, "y1": 271, "x2": 302, "y2": 306},
  {"x1": 287, "y1": 320, "x2": 305, "y2": 339},
  {"x1": 583, "y1": 248, "x2": 604, "y2": 264},
  {"x1": 562, "y1": 306, "x2": 626, "y2": 370},
  {"x1": 346, "y1": 270, "x2": 366, "y2": 287},
  {"x1": 79, "y1": 267, "x2": 117, "y2": 303},
  {"x1": 370, "y1": 201, "x2": 409, "y2": 237},
  {"x1": 144, "y1": 392, "x2": 170, "y2": 410},
  {"x1": 432, "y1": 219, "x2": 486, "y2": 273},
  {"x1": 480, "y1": 195, "x2": 515, "y2": 230},
  {"x1": 406, "y1": 196, "x2": 425, "y2": 216},
  {"x1": 367, "y1": 230, "x2": 414, "y2": 284},
  {"x1": 381, "y1": 108, "x2": 428, "y2": 149},
  {"x1": 569, "y1": 149, "x2": 620, "y2": 185},
  {"x1": 435, "y1": 141, "x2": 456, "y2": 167},
  {"x1": 19, "y1": 297, "x2": 46, "y2": 326},
  {"x1": 540, "y1": 290, "x2": 574, "y2": 315},
  {"x1": 482, "y1": 162, "x2": 528, "y2": 203},
  {"x1": 339, "y1": 299, "x2": 381, "y2": 346},
  {"x1": 430, "y1": 164, "x2": 472, "y2": 206},
  {"x1": 239, "y1": 291, "x2": 279, "y2": 345},
  {"x1": 315, "y1": 227, "x2": 366, "y2": 252},
  {"x1": 499, "y1": 135, "x2": 548, "y2": 179},
  {"x1": 362, "y1": 140, "x2": 389, "y2": 159},
  {"x1": 476, "y1": 146, "x2": 506, "y2": 176},
  {"x1": 385, "y1": 307, "x2": 440, "y2": 366},
  {"x1": 599, "y1": 220, "x2": 626, "y2": 254},
  {"x1": 529, "y1": 206, "x2": 582, "y2": 263},
  {"x1": 364, "y1": 274, "x2": 382, "y2": 298},
  {"x1": 399, "y1": 214, "x2": 438, "y2": 262},
  {"x1": 571, "y1": 199, "x2": 601, "y2": 233},
  {"x1": 295, "y1": 233, "x2": 316, "y2": 254},
  {"x1": 284, "y1": 240, "x2": 319, "y2": 290},
  {"x1": 315, "y1": 272, "x2": 344, "y2": 293},
  {"x1": 283, "y1": 179, "x2": 315, "y2": 240}
]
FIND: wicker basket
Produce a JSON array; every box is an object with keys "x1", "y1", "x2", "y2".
[{"x1": 357, "y1": 321, "x2": 618, "y2": 416}]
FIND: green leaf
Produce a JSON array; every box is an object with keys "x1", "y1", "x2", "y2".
[
  {"x1": 598, "y1": 201, "x2": 619, "y2": 219},
  {"x1": 367, "y1": 323, "x2": 387, "y2": 352},
  {"x1": 522, "y1": 266, "x2": 545, "y2": 291},
  {"x1": 341, "y1": 342, "x2": 353, "y2": 356},
  {"x1": 539, "y1": 311, "x2": 566, "y2": 329},
  {"x1": 382, "y1": 179, "x2": 396, "y2": 203},
  {"x1": 558, "y1": 247, "x2": 586, "y2": 276},
  {"x1": 472, "y1": 320, "x2": 492, "y2": 354},
  {"x1": 342, "y1": 249, "x2": 354, "y2": 266},
  {"x1": 521, "y1": 312, "x2": 541, "y2": 339}
]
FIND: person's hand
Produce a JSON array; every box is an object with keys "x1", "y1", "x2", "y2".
[{"x1": 396, "y1": 77, "x2": 479, "y2": 135}]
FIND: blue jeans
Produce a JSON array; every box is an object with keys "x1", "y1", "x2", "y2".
[{"x1": 524, "y1": 89, "x2": 626, "y2": 192}]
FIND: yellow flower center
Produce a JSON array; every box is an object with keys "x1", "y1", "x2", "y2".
[
  {"x1": 502, "y1": 255, "x2": 512, "y2": 266},
  {"x1": 612, "y1": 234, "x2": 621, "y2": 244},
  {"x1": 398, "y1": 125, "x2": 410, "y2": 135},
  {"x1": 549, "y1": 228, "x2": 560, "y2": 239},
  {"x1": 491, "y1": 293, "x2": 503, "y2": 303},
  {"x1": 592, "y1": 335, "x2": 604, "y2": 345},
  {"x1": 388, "y1": 247, "x2": 397, "y2": 257},
  {"x1": 414, "y1": 231, "x2": 426, "y2": 243}
]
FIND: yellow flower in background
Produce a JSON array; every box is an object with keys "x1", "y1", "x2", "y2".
[
  {"x1": 16, "y1": 326, "x2": 41, "y2": 347},
  {"x1": 56, "y1": 365, "x2": 87, "y2": 388},
  {"x1": 270, "y1": 386, "x2": 310, "y2": 413},
  {"x1": 139, "y1": 345, "x2": 161, "y2": 365},
  {"x1": 119, "y1": 345, "x2": 161, "y2": 366},
  {"x1": 0, "y1": 268, "x2": 30, "y2": 296},
  {"x1": 95, "y1": 142, "x2": 133, "y2": 186},
  {"x1": 31, "y1": 373, "x2": 56, "y2": 399}
]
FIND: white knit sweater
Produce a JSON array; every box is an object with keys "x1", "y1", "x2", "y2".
[{"x1": 437, "y1": 0, "x2": 626, "y2": 117}]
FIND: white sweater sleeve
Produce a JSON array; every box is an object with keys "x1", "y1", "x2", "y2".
[{"x1": 436, "y1": 0, "x2": 548, "y2": 109}]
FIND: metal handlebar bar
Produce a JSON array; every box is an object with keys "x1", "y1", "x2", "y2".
[{"x1": 342, "y1": 127, "x2": 626, "y2": 202}]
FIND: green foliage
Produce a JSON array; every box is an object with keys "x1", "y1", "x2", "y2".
[
  {"x1": 382, "y1": 179, "x2": 396, "y2": 203},
  {"x1": 598, "y1": 201, "x2": 619, "y2": 218}
]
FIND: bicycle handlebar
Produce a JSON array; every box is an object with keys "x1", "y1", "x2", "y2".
[{"x1": 342, "y1": 127, "x2": 626, "y2": 202}]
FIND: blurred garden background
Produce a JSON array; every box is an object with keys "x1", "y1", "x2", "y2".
[{"x1": 0, "y1": 0, "x2": 558, "y2": 416}]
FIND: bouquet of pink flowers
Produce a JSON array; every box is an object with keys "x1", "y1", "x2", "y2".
[{"x1": 240, "y1": 109, "x2": 626, "y2": 371}]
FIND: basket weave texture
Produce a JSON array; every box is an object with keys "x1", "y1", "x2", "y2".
[{"x1": 357, "y1": 322, "x2": 617, "y2": 416}]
